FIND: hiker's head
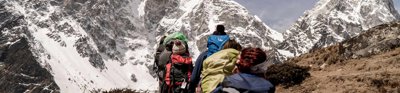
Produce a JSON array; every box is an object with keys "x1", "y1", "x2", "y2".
[
  {"x1": 216, "y1": 25, "x2": 225, "y2": 32},
  {"x1": 172, "y1": 40, "x2": 187, "y2": 54},
  {"x1": 236, "y1": 47, "x2": 267, "y2": 74},
  {"x1": 213, "y1": 25, "x2": 226, "y2": 35},
  {"x1": 222, "y1": 39, "x2": 242, "y2": 50}
]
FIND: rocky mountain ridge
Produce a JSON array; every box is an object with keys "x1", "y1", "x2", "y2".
[{"x1": 276, "y1": 0, "x2": 400, "y2": 61}]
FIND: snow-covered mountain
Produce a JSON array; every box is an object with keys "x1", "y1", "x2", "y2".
[
  {"x1": 144, "y1": 0, "x2": 283, "y2": 58},
  {"x1": 0, "y1": 0, "x2": 282, "y2": 92},
  {"x1": 277, "y1": 0, "x2": 400, "y2": 60},
  {"x1": 1, "y1": 0, "x2": 157, "y2": 92},
  {"x1": 1, "y1": 0, "x2": 399, "y2": 92}
]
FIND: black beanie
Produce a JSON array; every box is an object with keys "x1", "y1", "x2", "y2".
[{"x1": 216, "y1": 25, "x2": 225, "y2": 33}]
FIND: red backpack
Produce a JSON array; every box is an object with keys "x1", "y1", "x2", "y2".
[{"x1": 164, "y1": 40, "x2": 193, "y2": 93}]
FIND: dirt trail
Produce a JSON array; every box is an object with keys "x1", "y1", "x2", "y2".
[{"x1": 277, "y1": 48, "x2": 400, "y2": 93}]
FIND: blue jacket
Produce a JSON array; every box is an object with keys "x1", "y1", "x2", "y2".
[
  {"x1": 188, "y1": 51, "x2": 208, "y2": 92},
  {"x1": 207, "y1": 35, "x2": 229, "y2": 57},
  {"x1": 212, "y1": 73, "x2": 275, "y2": 93}
]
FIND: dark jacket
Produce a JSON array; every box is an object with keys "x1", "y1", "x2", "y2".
[
  {"x1": 157, "y1": 49, "x2": 172, "y2": 79},
  {"x1": 188, "y1": 51, "x2": 208, "y2": 93},
  {"x1": 158, "y1": 49, "x2": 172, "y2": 93},
  {"x1": 153, "y1": 44, "x2": 165, "y2": 71},
  {"x1": 211, "y1": 73, "x2": 275, "y2": 93}
]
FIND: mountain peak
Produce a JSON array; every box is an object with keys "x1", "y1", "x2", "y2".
[
  {"x1": 277, "y1": 0, "x2": 400, "y2": 61},
  {"x1": 145, "y1": 0, "x2": 283, "y2": 58}
]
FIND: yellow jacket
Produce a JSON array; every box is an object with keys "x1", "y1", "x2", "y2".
[{"x1": 201, "y1": 49, "x2": 240, "y2": 93}]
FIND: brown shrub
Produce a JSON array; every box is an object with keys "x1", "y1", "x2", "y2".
[{"x1": 264, "y1": 62, "x2": 311, "y2": 88}]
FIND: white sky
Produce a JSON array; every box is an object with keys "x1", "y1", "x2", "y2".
[{"x1": 235, "y1": 0, "x2": 400, "y2": 32}]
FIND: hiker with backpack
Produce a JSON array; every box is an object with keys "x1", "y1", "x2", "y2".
[
  {"x1": 211, "y1": 48, "x2": 275, "y2": 93},
  {"x1": 154, "y1": 35, "x2": 168, "y2": 92},
  {"x1": 200, "y1": 39, "x2": 242, "y2": 93},
  {"x1": 189, "y1": 25, "x2": 230, "y2": 93},
  {"x1": 206, "y1": 25, "x2": 230, "y2": 57},
  {"x1": 158, "y1": 32, "x2": 193, "y2": 93}
]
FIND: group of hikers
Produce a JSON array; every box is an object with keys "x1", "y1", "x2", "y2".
[{"x1": 153, "y1": 25, "x2": 275, "y2": 93}]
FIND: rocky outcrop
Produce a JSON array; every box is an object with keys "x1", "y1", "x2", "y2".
[{"x1": 0, "y1": 38, "x2": 60, "y2": 93}]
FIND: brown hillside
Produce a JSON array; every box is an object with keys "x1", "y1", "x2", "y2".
[
  {"x1": 276, "y1": 22, "x2": 400, "y2": 93},
  {"x1": 278, "y1": 48, "x2": 400, "y2": 93}
]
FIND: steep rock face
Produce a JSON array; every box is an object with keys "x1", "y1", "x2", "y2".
[
  {"x1": 144, "y1": 0, "x2": 283, "y2": 57},
  {"x1": 278, "y1": 0, "x2": 400, "y2": 59},
  {"x1": 1, "y1": 0, "x2": 157, "y2": 92},
  {"x1": 0, "y1": 4, "x2": 59, "y2": 92}
]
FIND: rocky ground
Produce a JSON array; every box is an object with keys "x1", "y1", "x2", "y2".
[{"x1": 277, "y1": 47, "x2": 400, "y2": 93}]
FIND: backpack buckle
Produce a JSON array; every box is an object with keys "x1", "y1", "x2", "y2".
[{"x1": 180, "y1": 79, "x2": 187, "y2": 89}]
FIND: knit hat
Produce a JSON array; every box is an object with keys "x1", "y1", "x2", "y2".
[
  {"x1": 216, "y1": 25, "x2": 225, "y2": 32},
  {"x1": 237, "y1": 48, "x2": 267, "y2": 73},
  {"x1": 172, "y1": 40, "x2": 186, "y2": 54}
]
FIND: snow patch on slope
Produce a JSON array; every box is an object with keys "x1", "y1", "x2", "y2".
[{"x1": 138, "y1": 0, "x2": 147, "y2": 16}]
